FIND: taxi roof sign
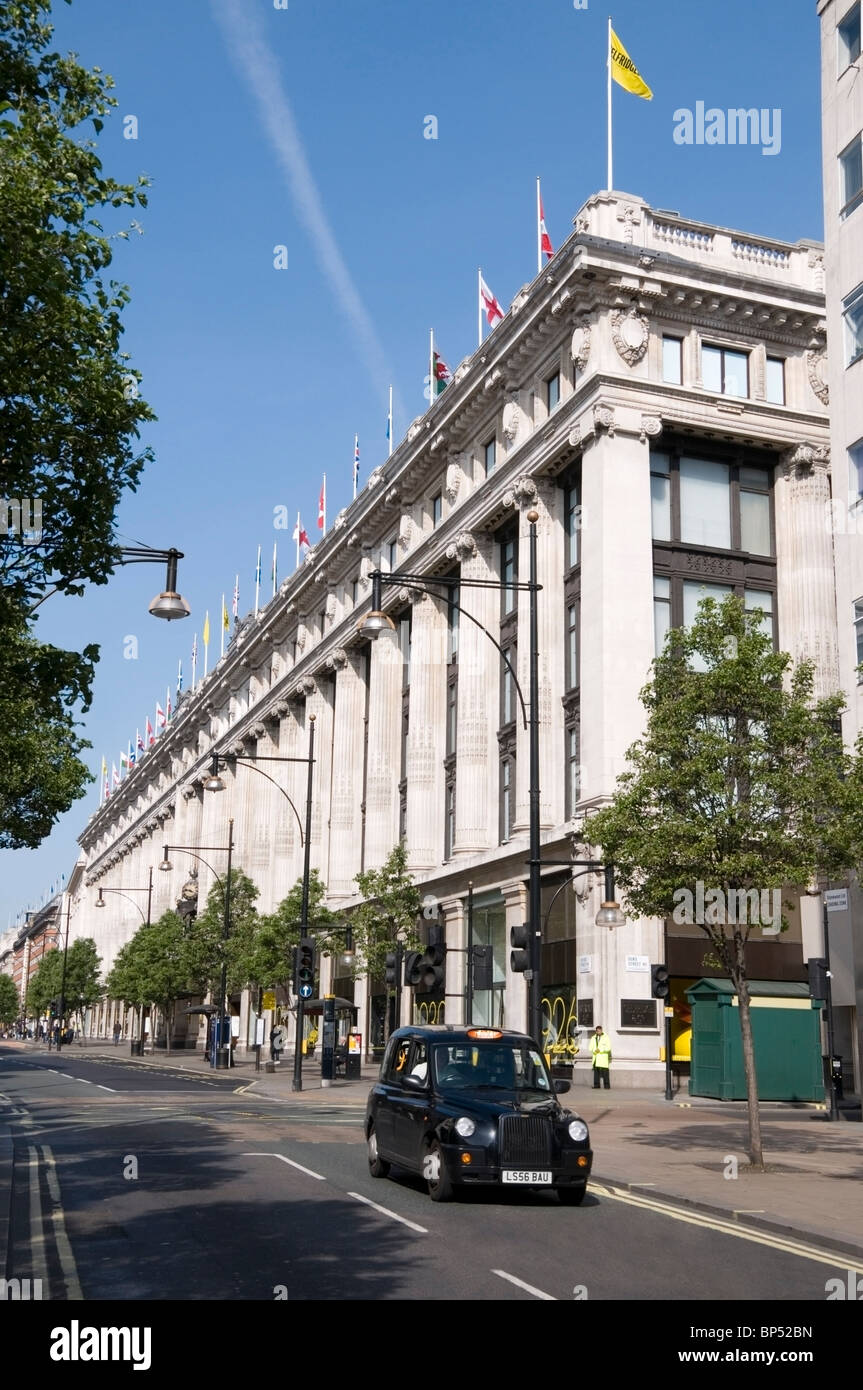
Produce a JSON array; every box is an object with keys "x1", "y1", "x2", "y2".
[{"x1": 466, "y1": 1028, "x2": 503, "y2": 1039}]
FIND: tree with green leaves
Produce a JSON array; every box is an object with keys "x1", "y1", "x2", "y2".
[
  {"x1": 0, "y1": 972, "x2": 20, "y2": 1026},
  {"x1": 189, "y1": 867, "x2": 260, "y2": 999},
  {"x1": 25, "y1": 944, "x2": 63, "y2": 1017},
  {"x1": 129, "y1": 911, "x2": 195, "y2": 1054},
  {"x1": 239, "y1": 870, "x2": 336, "y2": 1001},
  {"x1": 60, "y1": 937, "x2": 102, "y2": 1028},
  {"x1": 351, "y1": 843, "x2": 422, "y2": 1043},
  {"x1": 584, "y1": 596, "x2": 852, "y2": 1169},
  {"x1": 105, "y1": 933, "x2": 149, "y2": 1043},
  {"x1": 0, "y1": 0, "x2": 154, "y2": 847}
]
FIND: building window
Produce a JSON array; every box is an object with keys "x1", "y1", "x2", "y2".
[
  {"x1": 566, "y1": 604, "x2": 578, "y2": 690},
  {"x1": 399, "y1": 613, "x2": 412, "y2": 687},
  {"x1": 849, "y1": 438, "x2": 863, "y2": 499},
  {"x1": 701, "y1": 343, "x2": 749, "y2": 397},
  {"x1": 662, "y1": 336, "x2": 683, "y2": 385},
  {"x1": 546, "y1": 372, "x2": 560, "y2": 411},
  {"x1": 650, "y1": 452, "x2": 671, "y2": 541},
  {"x1": 500, "y1": 533, "x2": 518, "y2": 616},
  {"x1": 839, "y1": 3, "x2": 861, "y2": 70},
  {"x1": 485, "y1": 438, "x2": 497, "y2": 476},
  {"x1": 432, "y1": 494, "x2": 442, "y2": 526},
  {"x1": 500, "y1": 758, "x2": 513, "y2": 843},
  {"x1": 855, "y1": 600, "x2": 863, "y2": 677},
  {"x1": 840, "y1": 133, "x2": 863, "y2": 217},
  {"x1": 654, "y1": 575, "x2": 671, "y2": 655},
  {"x1": 387, "y1": 539, "x2": 398, "y2": 573},
  {"x1": 501, "y1": 645, "x2": 517, "y2": 726},
  {"x1": 680, "y1": 456, "x2": 731, "y2": 548},
  {"x1": 351, "y1": 578, "x2": 359, "y2": 607},
  {"x1": 765, "y1": 357, "x2": 785, "y2": 405},
  {"x1": 444, "y1": 782, "x2": 456, "y2": 859},
  {"x1": 739, "y1": 466, "x2": 772, "y2": 554},
  {"x1": 447, "y1": 583, "x2": 459, "y2": 664},
  {"x1": 446, "y1": 677, "x2": 458, "y2": 756},
  {"x1": 565, "y1": 725, "x2": 580, "y2": 819},
  {"x1": 842, "y1": 283, "x2": 863, "y2": 365},
  {"x1": 745, "y1": 588, "x2": 774, "y2": 636},
  {"x1": 564, "y1": 477, "x2": 581, "y2": 569}
]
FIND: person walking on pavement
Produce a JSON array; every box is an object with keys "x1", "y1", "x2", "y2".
[
  {"x1": 113, "y1": 1022, "x2": 121, "y2": 1046},
  {"x1": 590, "y1": 1025, "x2": 612, "y2": 1089}
]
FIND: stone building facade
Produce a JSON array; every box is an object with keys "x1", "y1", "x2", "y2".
[{"x1": 71, "y1": 189, "x2": 839, "y2": 1086}]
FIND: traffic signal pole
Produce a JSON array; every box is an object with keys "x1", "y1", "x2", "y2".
[{"x1": 293, "y1": 716, "x2": 316, "y2": 1093}]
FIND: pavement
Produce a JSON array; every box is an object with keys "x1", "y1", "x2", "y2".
[{"x1": 5, "y1": 1036, "x2": 863, "y2": 1262}]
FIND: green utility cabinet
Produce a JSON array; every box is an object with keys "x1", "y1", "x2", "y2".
[{"x1": 686, "y1": 979, "x2": 825, "y2": 1101}]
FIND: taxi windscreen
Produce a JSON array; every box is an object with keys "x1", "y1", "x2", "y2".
[{"x1": 431, "y1": 1042, "x2": 553, "y2": 1092}]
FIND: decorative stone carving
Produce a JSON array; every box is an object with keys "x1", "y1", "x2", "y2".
[
  {"x1": 454, "y1": 361, "x2": 471, "y2": 384},
  {"x1": 333, "y1": 509, "x2": 348, "y2": 530},
  {"x1": 551, "y1": 289, "x2": 572, "y2": 316},
  {"x1": 568, "y1": 424, "x2": 581, "y2": 449},
  {"x1": 570, "y1": 320, "x2": 591, "y2": 371},
  {"x1": 295, "y1": 624, "x2": 307, "y2": 652},
  {"x1": 807, "y1": 248, "x2": 825, "y2": 292},
  {"x1": 325, "y1": 593, "x2": 337, "y2": 619},
  {"x1": 513, "y1": 476, "x2": 538, "y2": 505},
  {"x1": 593, "y1": 402, "x2": 616, "y2": 436},
  {"x1": 326, "y1": 648, "x2": 348, "y2": 671},
  {"x1": 502, "y1": 396, "x2": 521, "y2": 443},
  {"x1": 574, "y1": 214, "x2": 590, "y2": 235},
  {"x1": 398, "y1": 515, "x2": 415, "y2": 552},
  {"x1": 483, "y1": 367, "x2": 503, "y2": 393},
  {"x1": 444, "y1": 458, "x2": 463, "y2": 503},
  {"x1": 639, "y1": 414, "x2": 663, "y2": 443},
  {"x1": 511, "y1": 287, "x2": 530, "y2": 315},
  {"x1": 367, "y1": 466, "x2": 385, "y2": 489},
  {"x1": 610, "y1": 306, "x2": 649, "y2": 366},
  {"x1": 250, "y1": 723, "x2": 266, "y2": 740},
  {"x1": 616, "y1": 203, "x2": 642, "y2": 243},
  {"x1": 385, "y1": 485, "x2": 401, "y2": 507},
  {"x1": 781, "y1": 442, "x2": 830, "y2": 477},
  {"x1": 430, "y1": 433, "x2": 446, "y2": 454},
  {"x1": 407, "y1": 418, "x2": 423, "y2": 441},
  {"x1": 806, "y1": 342, "x2": 829, "y2": 406},
  {"x1": 445, "y1": 531, "x2": 478, "y2": 562}
]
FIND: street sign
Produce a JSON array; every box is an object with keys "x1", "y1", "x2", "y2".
[
  {"x1": 825, "y1": 889, "x2": 849, "y2": 913},
  {"x1": 664, "y1": 1006, "x2": 674, "y2": 1018},
  {"x1": 299, "y1": 983, "x2": 313, "y2": 999},
  {"x1": 262, "y1": 990, "x2": 276, "y2": 1010}
]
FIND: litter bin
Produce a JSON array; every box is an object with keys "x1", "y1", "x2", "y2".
[{"x1": 130, "y1": 1040, "x2": 143, "y2": 1056}]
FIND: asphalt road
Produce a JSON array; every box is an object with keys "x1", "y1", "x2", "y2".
[{"x1": 1, "y1": 1046, "x2": 859, "y2": 1305}]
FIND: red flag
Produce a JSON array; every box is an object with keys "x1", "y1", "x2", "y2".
[
  {"x1": 480, "y1": 273, "x2": 504, "y2": 327},
  {"x1": 146, "y1": 717, "x2": 155, "y2": 746},
  {"x1": 540, "y1": 195, "x2": 554, "y2": 260},
  {"x1": 317, "y1": 477, "x2": 326, "y2": 530}
]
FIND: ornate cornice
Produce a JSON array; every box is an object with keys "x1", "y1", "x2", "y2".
[
  {"x1": 445, "y1": 531, "x2": 478, "y2": 562},
  {"x1": 781, "y1": 441, "x2": 830, "y2": 477}
]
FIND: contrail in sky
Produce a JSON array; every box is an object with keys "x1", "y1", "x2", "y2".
[{"x1": 212, "y1": 0, "x2": 398, "y2": 413}]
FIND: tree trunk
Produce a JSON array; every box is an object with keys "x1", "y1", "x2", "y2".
[
  {"x1": 732, "y1": 935, "x2": 763, "y2": 1169},
  {"x1": 166, "y1": 1002, "x2": 173, "y2": 1055}
]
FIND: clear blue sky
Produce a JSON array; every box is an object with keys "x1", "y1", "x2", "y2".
[{"x1": 2, "y1": 0, "x2": 825, "y2": 928}]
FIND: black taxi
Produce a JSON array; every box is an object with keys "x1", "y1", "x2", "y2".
[{"x1": 365, "y1": 1025, "x2": 592, "y2": 1203}]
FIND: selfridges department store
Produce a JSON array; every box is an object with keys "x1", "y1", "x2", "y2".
[{"x1": 70, "y1": 189, "x2": 856, "y2": 1089}]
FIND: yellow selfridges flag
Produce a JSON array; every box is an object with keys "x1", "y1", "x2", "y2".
[
  {"x1": 222, "y1": 595, "x2": 229, "y2": 631},
  {"x1": 610, "y1": 27, "x2": 653, "y2": 100},
  {"x1": 202, "y1": 610, "x2": 210, "y2": 647}
]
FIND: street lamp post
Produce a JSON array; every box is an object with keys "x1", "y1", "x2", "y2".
[
  {"x1": 28, "y1": 545, "x2": 190, "y2": 619},
  {"x1": 201, "y1": 720, "x2": 317, "y2": 1090},
  {"x1": 160, "y1": 825, "x2": 234, "y2": 1068},
  {"x1": 358, "y1": 516, "x2": 545, "y2": 1039}
]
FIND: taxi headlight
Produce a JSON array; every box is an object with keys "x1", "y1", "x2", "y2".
[
  {"x1": 454, "y1": 1116, "x2": 476, "y2": 1138},
  {"x1": 568, "y1": 1119, "x2": 589, "y2": 1143}
]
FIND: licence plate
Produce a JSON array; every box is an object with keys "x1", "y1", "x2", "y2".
[{"x1": 501, "y1": 1170, "x2": 552, "y2": 1185}]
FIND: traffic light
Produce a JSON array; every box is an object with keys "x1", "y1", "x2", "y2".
[
  {"x1": 510, "y1": 924, "x2": 530, "y2": 974},
  {"x1": 404, "y1": 951, "x2": 423, "y2": 988},
  {"x1": 807, "y1": 957, "x2": 829, "y2": 1004},
  {"x1": 419, "y1": 942, "x2": 445, "y2": 992},
  {"x1": 296, "y1": 938, "x2": 316, "y2": 993},
  {"x1": 651, "y1": 964, "x2": 670, "y2": 1000},
  {"x1": 49, "y1": 998, "x2": 59, "y2": 1019},
  {"x1": 471, "y1": 944, "x2": 493, "y2": 991},
  {"x1": 385, "y1": 948, "x2": 402, "y2": 988}
]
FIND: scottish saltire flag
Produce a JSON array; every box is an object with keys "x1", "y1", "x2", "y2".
[
  {"x1": 177, "y1": 659, "x2": 183, "y2": 696},
  {"x1": 353, "y1": 435, "x2": 360, "y2": 494}
]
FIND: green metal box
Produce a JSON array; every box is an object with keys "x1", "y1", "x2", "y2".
[{"x1": 685, "y1": 978, "x2": 825, "y2": 1101}]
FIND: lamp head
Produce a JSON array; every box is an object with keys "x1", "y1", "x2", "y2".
[{"x1": 148, "y1": 590, "x2": 191, "y2": 621}]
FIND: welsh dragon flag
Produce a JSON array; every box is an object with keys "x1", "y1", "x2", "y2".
[{"x1": 433, "y1": 350, "x2": 451, "y2": 395}]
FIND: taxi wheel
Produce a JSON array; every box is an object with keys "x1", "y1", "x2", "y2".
[
  {"x1": 425, "y1": 1140, "x2": 453, "y2": 1202},
  {"x1": 367, "y1": 1126, "x2": 390, "y2": 1179},
  {"x1": 558, "y1": 1184, "x2": 587, "y2": 1206}
]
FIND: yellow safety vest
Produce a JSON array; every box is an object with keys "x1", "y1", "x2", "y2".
[{"x1": 590, "y1": 1034, "x2": 611, "y2": 1068}]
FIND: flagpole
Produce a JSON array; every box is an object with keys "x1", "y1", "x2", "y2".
[
  {"x1": 388, "y1": 386, "x2": 393, "y2": 457},
  {"x1": 353, "y1": 436, "x2": 358, "y2": 500},
  {"x1": 537, "y1": 177, "x2": 542, "y2": 275},
  {"x1": 322, "y1": 474, "x2": 326, "y2": 533},
  {"x1": 192, "y1": 639, "x2": 198, "y2": 691},
  {"x1": 221, "y1": 595, "x2": 225, "y2": 659},
  {"x1": 429, "y1": 328, "x2": 434, "y2": 408},
  {"x1": 478, "y1": 268, "x2": 484, "y2": 348},
  {"x1": 255, "y1": 545, "x2": 261, "y2": 618},
  {"x1": 272, "y1": 541, "x2": 278, "y2": 597},
  {"x1": 607, "y1": 15, "x2": 613, "y2": 191},
  {"x1": 204, "y1": 612, "x2": 209, "y2": 678},
  {"x1": 296, "y1": 513, "x2": 300, "y2": 570}
]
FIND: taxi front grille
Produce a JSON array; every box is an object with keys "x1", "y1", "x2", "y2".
[{"x1": 499, "y1": 1115, "x2": 552, "y2": 1168}]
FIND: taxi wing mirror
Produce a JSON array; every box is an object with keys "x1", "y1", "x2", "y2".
[
  {"x1": 404, "y1": 1072, "x2": 427, "y2": 1089},
  {"x1": 553, "y1": 1079, "x2": 571, "y2": 1094}
]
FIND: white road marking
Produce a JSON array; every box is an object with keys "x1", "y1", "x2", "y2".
[
  {"x1": 96, "y1": 1084, "x2": 117, "y2": 1092},
  {"x1": 42, "y1": 1145, "x2": 83, "y2": 1300},
  {"x1": 347, "y1": 1192, "x2": 428, "y2": 1234},
  {"x1": 243, "y1": 1151, "x2": 326, "y2": 1181},
  {"x1": 591, "y1": 1181, "x2": 863, "y2": 1273},
  {"x1": 491, "y1": 1269, "x2": 556, "y2": 1300},
  {"x1": 58, "y1": 1073, "x2": 76, "y2": 1080},
  {"x1": 28, "y1": 1146, "x2": 50, "y2": 1288}
]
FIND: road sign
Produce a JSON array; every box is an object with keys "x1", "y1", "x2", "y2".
[
  {"x1": 299, "y1": 984, "x2": 313, "y2": 999},
  {"x1": 262, "y1": 990, "x2": 276, "y2": 1010},
  {"x1": 825, "y1": 889, "x2": 849, "y2": 913}
]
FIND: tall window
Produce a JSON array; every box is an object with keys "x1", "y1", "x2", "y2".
[
  {"x1": 839, "y1": 3, "x2": 861, "y2": 70},
  {"x1": 351, "y1": 578, "x2": 359, "y2": 607},
  {"x1": 662, "y1": 336, "x2": 683, "y2": 385},
  {"x1": 485, "y1": 438, "x2": 497, "y2": 476},
  {"x1": 765, "y1": 357, "x2": 785, "y2": 405},
  {"x1": 546, "y1": 372, "x2": 560, "y2": 411},
  {"x1": 432, "y1": 494, "x2": 442, "y2": 526},
  {"x1": 444, "y1": 783, "x2": 456, "y2": 859},
  {"x1": 840, "y1": 133, "x2": 863, "y2": 217},
  {"x1": 653, "y1": 575, "x2": 671, "y2": 655},
  {"x1": 701, "y1": 344, "x2": 749, "y2": 397},
  {"x1": 651, "y1": 450, "x2": 773, "y2": 556},
  {"x1": 843, "y1": 283, "x2": 863, "y2": 365},
  {"x1": 387, "y1": 539, "x2": 398, "y2": 573},
  {"x1": 849, "y1": 438, "x2": 863, "y2": 500},
  {"x1": 739, "y1": 466, "x2": 772, "y2": 554},
  {"x1": 566, "y1": 604, "x2": 578, "y2": 690},
  {"x1": 855, "y1": 600, "x2": 863, "y2": 677},
  {"x1": 566, "y1": 725, "x2": 581, "y2": 819},
  {"x1": 564, "y1": 477, "x2": 581, "y2": 569},
  {"x1": 500, "y1": 533, "x2": 518, "y2": 615},
  {"x1": 501, "y1": 645, "x2": 517, "y2": 726},
  {"x1": 650, "y1": 453, "x2": 671, "y2": 541},
  {"x1": 680, "y1": 458, "x2": 731, "y2": 548},
  {"x1": 500, "y1": 759, "x2": 514, "y2": 842}
]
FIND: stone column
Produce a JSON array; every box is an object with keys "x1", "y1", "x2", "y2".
[
  {"x1": 774, "y1": 443, "x2": 840, "y2": 699},
  {"x1": 277, "y1": 697, "x2": 308, "y2": 902},
  {"x1": 328, "y1": 650, "x2": 367, "y2": 898},
  {"x1": 364, "y1": 627, "x2": 402, "y2": 869},
  {"x1": 440, "y1": 893, "x2": 467, "y2": 1026},
  {"x1": 245, "y1": 719, "x2": 280, "y2": 913},
  {"x1": 502, "y1": 879, "x2": 529, "y2": 1032},
  {"x1": 406, "y1": 592, "x2": 448, "y2": 872},
  {"x1": 305, "y1": 675, "x2": 335, "y2": 885},
  {"x1": 513, "y1": 476, "x2": 565, "y2": 832},
  {"x1": 452, "y1": 532, "x2": 498, "y2": 854}
]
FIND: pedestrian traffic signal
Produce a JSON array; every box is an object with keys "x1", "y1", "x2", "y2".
[
  {"x1": 651, "y1": 964, "x2": 670, "y2": 1000},
  {"x1": 510, "y1": 924, "x2": 530, "y2": 974},
  {"x1": 807, "y1": 957, "x2": 829, "y2": 1004},
  {"x1": 296, "y1": 938, "x2": 316, "y2": 993},
  {"x1": 404, "y1": 951, "x2": 423, "y2": 988},
  {"x1": 419, "y1": 941, "x2": 445, "y2": 992},
  {"x1": 385, "y1": 948, "x2": 402, "y2": 988},
  {"x1": 471, "y1": 944, "x2": 493, "y2": 992}
]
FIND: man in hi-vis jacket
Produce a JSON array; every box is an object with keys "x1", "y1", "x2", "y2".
[{"x1": 590, "y1": 1025, "x2": 612, "y2": 1089}]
